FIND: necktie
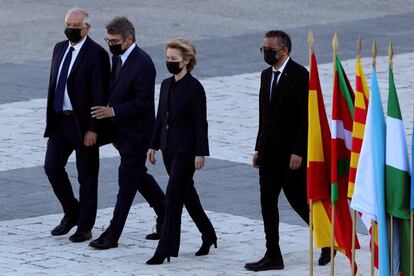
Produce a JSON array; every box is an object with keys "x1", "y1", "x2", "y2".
[
  {"x1": 54, "y1": 46, "x2": 74, "y2": 112},
  {"x1": 270, "y1": 70, "x2": 281, "y2": 101},
  {"x1": 112, "y1": 55, "x2": 122, "y2": 79}
]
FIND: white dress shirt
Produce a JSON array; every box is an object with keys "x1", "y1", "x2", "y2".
[
  {"x1": 269, "y1": 56, "x2": 290, "y2": 98},
  {"x1": 56, "y1": 35, "x2": 87, "y2": 111},
  {"x1": 120, "y1": 43, "x2": 136, "y2": 65}
]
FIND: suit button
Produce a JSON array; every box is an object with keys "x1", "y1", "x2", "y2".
[{"x1": 165, "y1": 125, "x2": 169, "y2": 130}]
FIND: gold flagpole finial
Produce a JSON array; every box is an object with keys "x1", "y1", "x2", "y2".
[
  {"x1": 357, "y1": 35, "x2": 362, "y2": 57},
  {"x1": 388, "y1": 41, "x2": 394, "y2": 68},
  {"x1": 308, "y1": 29, "x2": 315, "y2": 51},
  {"x1": 372, "y1": 40, "x2": 377, "y2": 69},
  {"x1": 332, "y1": 32, "x2": 339, "y2": 53}
]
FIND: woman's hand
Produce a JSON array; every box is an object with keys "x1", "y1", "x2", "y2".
[
  {"x1": 147, "y1": 149, "x2": 157, "y2": 165},
  {"x1": 195, "y1": 156, "x2": 205, "y2": 170}
]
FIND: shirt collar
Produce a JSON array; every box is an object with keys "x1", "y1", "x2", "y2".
[
  {"x1": 68, "y1": 35, "x2": 87, "y2": 52},
  {"x1": 272, "y1": 56, "x2": 290, "y2": 74},
  {"x1": 120, "y1": 43, "x2": 136, "y2": 64}
]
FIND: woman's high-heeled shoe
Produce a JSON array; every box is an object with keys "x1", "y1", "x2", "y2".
[
  {"x1": 146, "y1": 253, "x2": 170, "y2": 265},
  {"x1": 195, "y1": 240, "x2": 217, "y2": 256}
]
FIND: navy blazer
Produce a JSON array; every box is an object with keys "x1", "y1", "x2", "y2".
[
  {"x1": 151, "y1": 73, "x2": 209, "y2": 156},
  {"x1": 44, "y1": 36, "x2": 110, "y2": 141},
  {"x1": 107, "y1": 45, "x2": 156, "y2": 150},
  {"x1": 255, "y1": 58, "x2": 309, "y2": 158}
]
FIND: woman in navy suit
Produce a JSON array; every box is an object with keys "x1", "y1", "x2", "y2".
[{"x1": 146, "y1": 39, "x2": 217, "y2": 265}]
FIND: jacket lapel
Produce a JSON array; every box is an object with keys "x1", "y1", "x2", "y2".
[
  {"x1": 51, "y1": 43, "x2": 68, "y2": 89},
  {"x1": 68, "y1": 36, "x2": 91, "y2": 79},
  {"x1": 270, "y1": 59, "x2": 292, "y2": 105},
  {"x1": 109, "y1": 45, "x2": 138, "y2": 90}
]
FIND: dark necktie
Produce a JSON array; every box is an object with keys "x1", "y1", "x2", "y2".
[
  {"x1": 54, "y1": 46, "x2": 74, "y2": 112},
  {"x1": 112, "y1": 55, "x2": 122, "y2": 79},
  {"x1": 270, "y1": 70, "x2": 281, "y2": 101}
]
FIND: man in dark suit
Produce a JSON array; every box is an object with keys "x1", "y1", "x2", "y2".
[
  {"x1": 89, "y1": 16, "x2": 165, "y2": 250},
  {"x1": 44, "y1": 8, "x2": 110, "y2": 243},
  {"x1": 245, "y1": 30, "x2": 332, "y2": 271}
]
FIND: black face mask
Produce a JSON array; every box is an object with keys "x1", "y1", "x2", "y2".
[
  {"x1": 109, "y1": 43, "x2": 126, "y2": 56},
  {"x1": 166, "y1": 61, "x2": 183, "y2": 75},
  {"x1": 263, "y1": 50, "x2": 278, "y2": 66},
  {"x1": 64, "y1": 28, "x2": 83, "y2": 43}
]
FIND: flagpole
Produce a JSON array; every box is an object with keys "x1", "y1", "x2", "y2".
[
  {"x1": 411, "y1": 212, "x2": 413, "y2": 276},
  {"x1": 371, "y1": 40, "x2": 378, "y2": 276},
  {"x1": 411, "y1": 102, "x2": 414, "y2": 276},
  {"x1": 388, "y1": 41, "x2": 394, "y2": 276},
  {"x1": 351, "y1": 210, "x2": 356, "y2": 275},
  {"x1": 371, "y1": 220, "x2": 375, "y2": 276},
  {"x1": 308, "y1": 29, "x2": 315, "y2": 276},
  {"x1": 331, "y1": 32, "x2": 339, "y2": 276},
  {"x1": 350, "y1": 35, "x2": 363, "y2": 276}
]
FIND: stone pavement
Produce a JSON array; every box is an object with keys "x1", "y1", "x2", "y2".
[
  {"x1": 0, "y1": 53, "x2": 412, "y2": 171},
  {"x1": 0, "y1": 203, "x2": 371, "y2": 275}
]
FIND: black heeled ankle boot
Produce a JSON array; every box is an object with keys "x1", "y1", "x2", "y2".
[
  {"x1": 146, "y1": 253, "x2": 170, "y2": 265},
  {"x1": 195, "y1": 240, "x2": 217, "y2": 256}
]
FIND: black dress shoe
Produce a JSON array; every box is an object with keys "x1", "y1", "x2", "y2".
[
  {"x1": 318, "y1": 247, "x2": 337, "y2": 266},
  {"x1": 69, "y1": 230, "x2": 92, "y2": 243},
  {"x1": 195, "y1": 240, "x2": 217, "y2": 256},
  {"x1": 89, "y1": 236, "x2": 118, "y2": 250},
  {"x1": 51, "y1": 215, "x2": 78, "y2": 236},
  {"x1": 244, "y1": 256, "x2": 284, "y2": 271},
  {"x1": 146, "y1": 252, "x2": 170, "y2": 265}
]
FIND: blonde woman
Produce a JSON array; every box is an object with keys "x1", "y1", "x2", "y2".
[{"x1": 146, "y1": 39, "x2": 217, "y2": 264}]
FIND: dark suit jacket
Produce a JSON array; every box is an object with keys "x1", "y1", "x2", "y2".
[
  {"x1": 107, "y1": 45, "x2": 156, "y2": 151},
  {"x1": 255, "y1": 58, "x2": 309, "y2": 159},
  {"x1": 44, "y1": 36, "x2": 110, "y2": 142},
  {"x1": 150, "y1": 73, "x2": 209, "y2": 156}
]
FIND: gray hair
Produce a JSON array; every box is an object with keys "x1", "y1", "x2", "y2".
[
  {"x1": 106, "y1": 16, "x2": 136, "y2": 42},
  {"x1": 65, "y1": 8, "x2": 90, "y2": 26}
]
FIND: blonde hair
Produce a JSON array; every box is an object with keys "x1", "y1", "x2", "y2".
[{"x1": 165, "y1": 39, "x2": 197, "y2": 72}]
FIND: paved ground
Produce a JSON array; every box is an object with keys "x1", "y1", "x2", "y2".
[
  {"x1": 0, "y1": 204, "x2": 371, "y2": 276},
  {"x1": 1, "y1": 0, "x2": 413, "y2": 275}
]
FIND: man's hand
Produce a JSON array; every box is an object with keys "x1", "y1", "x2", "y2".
[
  {"x1": 289, "y1": 154, "x2": 302, "y2": 170},
  {"x1": 147, "y1": 149, "x2": 157, "y2": 165},
  {"x1": 84, "y1": 131, "x2": 97, "y2": 147},
  {"x1": 195, "y1": 156, "x2": 205, "y2": 170},
  {"x1": 252, "y1": 152, "x2": 260, "y2": 168},
  {"x1": 91, "y1": 106, "x2": 114, "y2": 119}
]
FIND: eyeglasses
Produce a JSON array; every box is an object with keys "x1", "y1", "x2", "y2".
[
  {"x1": 260, "y1": 47, "x2": 285, "y2": 53},
  {"x1": 104, "y1": 38, "x2": 125, "y2": 45}
]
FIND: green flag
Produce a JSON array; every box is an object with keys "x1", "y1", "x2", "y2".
[{"x1": 385, "y1": 65, "x2": 411, "y2": 275}]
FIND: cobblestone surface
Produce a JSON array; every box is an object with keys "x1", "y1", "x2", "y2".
[
  {"x1": 0, "y1": 53, "x2": 412, "y2": 171},
  {"x1": 0, "y1": 203, "x2": 371, "y2": 275}
]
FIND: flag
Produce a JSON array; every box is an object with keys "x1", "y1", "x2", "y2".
[
  {"x1": 330, "y1": 55, "x2": 359, "y2": 266},
  {"x1": 307, "y1": 51, "x2": 332, "y2": 249},
  {"x1": 348, "y1": 56, "x2": 369, "y2": 198},
  {"x1": 351, "y1": 66, "x2": 389, "y2": 275},
  {"x1": 386, "y1": 65, "x2": 411, "y2": 275}
]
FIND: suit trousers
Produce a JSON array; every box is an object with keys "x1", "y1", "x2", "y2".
[
  {"x1": 104, "y1": 139, "x2": 165, "y2": 242},
  {"x1": 156, "y1": 152, "x2": 216, "y2": 257},
  {"x1": 259, "y1": 144, "x2": 309, "y2": 259},
  {"x1": 44, "y1": 114, "x2": 99, "y2": 231}
]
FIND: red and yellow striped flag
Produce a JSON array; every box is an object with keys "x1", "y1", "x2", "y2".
[{"x1": 348, "y1": 56, "x2": 369, "y2": 198}]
